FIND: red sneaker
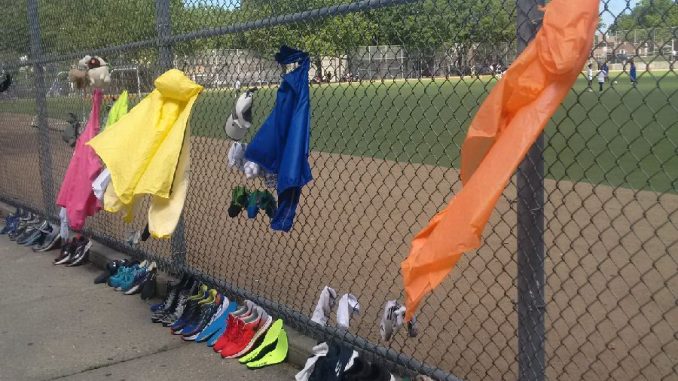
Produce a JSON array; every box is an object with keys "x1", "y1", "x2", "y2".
[
  {"x1": 212, "y1": 302, "x2": 256, "y2": 353},
  {"x1": 220, "y1": 312, "x2": 273, "y2": 358},
  {"x1": 213, "y1": 314, "x2": 244, "y2": 353}
]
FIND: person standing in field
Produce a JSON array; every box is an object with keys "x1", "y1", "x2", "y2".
[
  {"x1": 597, "y1": 64, "x2": 606, "y2": 91},
  {"x1": 587, "y1": 63, "x2": 593, "y2": 91},
  {"x1": 601, "y1": 62, "x2": 609, "y2": 81},
  {"x1": 629, "y1": 59, "x2": 637, "y2": 87}
]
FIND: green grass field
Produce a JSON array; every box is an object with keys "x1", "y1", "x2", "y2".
[{"x1": 2, "y1": 72, "x2": 676, "y2": 193}]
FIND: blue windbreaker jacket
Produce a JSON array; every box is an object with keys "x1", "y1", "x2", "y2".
[{"x1": 245, "y1": 46, "x2": 312, "y2": 232}]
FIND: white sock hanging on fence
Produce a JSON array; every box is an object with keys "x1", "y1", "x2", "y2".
[
  {"x1": 311, "y1": 286, "x2": 337, "y2": 326},
  {"x1": 92, "y1": 168, "x2": 111, "y2": 201},
  {"x1": 243, "y1": 161, "x2": 260, "y2": 179},
  {"x1": 227, "y1": 142, "x2": 247, "y2": 171},
  {"x1": 380, "y1": 300, "x2": 404, "y2": 341},
  {"x1": 336, "y1": 293, "x2": 360, "y2": 329},
  {"x1": 58, "y1": 207, "x2": 69, "y2": 240}
]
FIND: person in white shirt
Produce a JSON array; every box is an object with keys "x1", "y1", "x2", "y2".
[
  {"x1": 587, "y1": 63, "x2": 593, "y2": 90},
  {"x1": 597, "y1": 65, "x2": 606, "y2": 91}
]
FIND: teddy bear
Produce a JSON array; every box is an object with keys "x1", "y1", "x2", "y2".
[
  {"x1": 85, "y1": 56, "x2": 111, "y2": 89},
  {"x1": 68, "y1": 55, "x2": 110, "y2": 89}
]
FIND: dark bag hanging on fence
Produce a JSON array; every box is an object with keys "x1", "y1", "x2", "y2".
[
  {"x1": 244, "y1": 46, "x2": 312, "y2": 232},
  {"x1": 63, "y1": 112, "x2": 81, "y2": 147},
  {"x1": 0, "y1": 73, "x2": 11, "y2": 93}
]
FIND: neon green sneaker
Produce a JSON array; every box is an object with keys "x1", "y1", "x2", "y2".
[
  {"x1": 245, "y1": 328, "x2": 288, "y2": 368},
  {"x1": 239, "y1": 319, "x2": 283, "y2": 363}
]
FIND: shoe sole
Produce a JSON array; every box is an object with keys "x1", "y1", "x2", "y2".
[
  {"x1": 195, "y1": 314, "x2": 229, "y2": 342},
  {"x1": 67, "y1": 255, "x2": 88, "y2": 266},
  {"x1": 124, "y1": 283, "x2": 143, "y2": 295},
  {"x1": 221, "y1": 315, "x2": 274, "y2": 359},
  {"x1": 196, "y1": 323, "x2": 223, "y2": 343},
  {"x1": 238, "y1": 319, "x2": 284, "y2": 364},
  {"x1": 67, "y1": 256, "x2": 88, "y2": 267},
  {"x1": 35, "y1": 236, "x2": 60, "y2": 252},
  {"x1": 54, "y1": 255, "x2": 72, "y2": 265}
]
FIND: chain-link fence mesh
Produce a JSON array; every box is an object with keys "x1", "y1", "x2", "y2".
[{"x1": 0, "y1": 0, "x2": 676, "y2": 380}]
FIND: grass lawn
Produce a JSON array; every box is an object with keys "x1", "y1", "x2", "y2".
[{"x1": 1, "y1": 72, "x2": 676, "y2": 193}]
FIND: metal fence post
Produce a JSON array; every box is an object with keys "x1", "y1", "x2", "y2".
[
  {"x1": 156, "y1": 0, "x2": 174, "y2": 70},
  {"x1": 516, "y1": 1, "x2": 545, "y2": 381},
  {"x1": 155, "y1": 0, "x2": 187, "y2": 265},
  {"x1": 27, "y1": 0, "x2": 56, "y2": 217}
]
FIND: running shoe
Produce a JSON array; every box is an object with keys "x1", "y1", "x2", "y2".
[
  {"x1": 124, "y1": 263, "x2": 157, "y2": 295},
  {"x1": 195, "y1": 300, "x2": 237, "y2": 343},
  {"x1": 152, "y1": 280, "x2": 199, "y2": 324},
  {"x1": 150, "y1": 274, "x2": 190, "y2": 313},
  {"x1": 54, "y1": 238, "x2": 77, "y2": 265},
  {"x1": 67, "y1": 237, "x2": 91, "y2": 267},
  {"x1": 33, "y1": 225, "x2": 61, "y2": 252},
  {"x1": 220, "y1": 307, "x2": 273, "y2": 358},
  {"x1": 212, "y1": 302, "x2": 257, "y2": 352},
  {"x1": 139, "y1": 269, "x2": 157, "y2": 300},
  {"x1": 181, "y1": 294, "x2": 223, "y2": 340}
]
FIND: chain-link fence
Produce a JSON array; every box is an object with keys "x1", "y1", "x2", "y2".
[{"x1": 0, "y1": 0, "x2": 676, "y2": 380}]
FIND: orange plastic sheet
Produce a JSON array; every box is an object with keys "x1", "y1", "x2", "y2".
[{"x1": 401, "y1": 0, "x2": 599, "y2": 321}]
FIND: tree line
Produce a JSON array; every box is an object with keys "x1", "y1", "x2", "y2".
[{"x1": 0, "y1": 0, "x2": 675, "y2": 65}]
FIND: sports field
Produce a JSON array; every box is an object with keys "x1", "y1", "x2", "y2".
[
  {"x1": 1, "y1": 72, "x2": 675, "y2": 193},
  {"x1": 0, "y1": 71, "x2": 676, "y2": 380}
]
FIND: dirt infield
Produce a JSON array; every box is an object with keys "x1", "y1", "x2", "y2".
[{"x1": 0, "y1": 113, "x2": 675, "y2": 381}]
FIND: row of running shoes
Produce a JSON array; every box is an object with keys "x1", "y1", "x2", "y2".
[
  {"x1": 1, "y1": 209, "x2": 62, "y2": 252},
  {"x1": 149, "y1": 274, "x2": 288, "y2": 368}
]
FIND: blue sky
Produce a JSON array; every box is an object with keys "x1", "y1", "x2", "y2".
[{"x1": 601, "y1": 0, "x2": 638, "y2": 29}]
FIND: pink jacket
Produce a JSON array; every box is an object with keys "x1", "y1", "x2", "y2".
[{"x1": 56, "y1": 89, "x2": 103, "y2": 230}]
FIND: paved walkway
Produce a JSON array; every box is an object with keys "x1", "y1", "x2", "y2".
[{"x1": 0, "y1": 235, "x2": 298, "y2": 381}]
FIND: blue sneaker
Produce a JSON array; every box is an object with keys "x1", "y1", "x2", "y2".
[
  {"x1": 196, "y1": 300, "x2": 238, "y2": 343},
  {"x1": 123, "y1": 262, "x2": 157, "y2": 294},
  {"x1": 0, "y1": 214, "x2": 19, "y2": 235},
  {"x1": 115, "y1": 265, "x2": 141, "y2": 291},
  {"x1": 109, "y1": 266, "x2": 133, "y2": 288}
]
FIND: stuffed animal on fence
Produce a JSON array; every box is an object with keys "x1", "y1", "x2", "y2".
[
  {"x1": 68, "y1": 68, "x2": 88, "y2": 89},
  {"x1": 86, "y1": 56, "x2": 111, "y2": 89},
  {"x1": 67, "y1": 56, "x2": 92, "y2": 90}
]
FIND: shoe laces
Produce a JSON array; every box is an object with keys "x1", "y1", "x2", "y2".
[
  {"x1": 227, "y1": 318, "x2": 244, "y2": 341},
  {"x1": 235, "y1": 319, "x2": 258, "y2": 344}
]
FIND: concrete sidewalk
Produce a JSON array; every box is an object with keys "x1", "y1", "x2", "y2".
[{"x1": 0, "y1": 235, "x2": 298, "y2": 381}]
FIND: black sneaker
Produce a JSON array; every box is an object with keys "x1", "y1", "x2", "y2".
[
  {"x1": 33, "y1": 227, "x2": 61, "y2": 252},
  {"x1": 169, "y1": 294, "x2": 206, "y2": 331},
  {"x1": 94, "y1": 259, "x2": 127, "y2": 284},
  {"x1": 167, "y1": 291, "x2": 203, "y2": 329},
  {"x1": 152, "y1": 280, "x2": 198, "y2": 324},
  {"x1": 9, "y1": 221, "x2": 32, "y2": 241},
  {"x1": 182, "y1": 296, "x2": 222, "y2": 340},
  {"x1": 54, "y1": 238, "x2": 77, "y2": 265},
  {"x1": 140, "y1": 269, "x2": 158, "y2": 300},
  {"x1": 150, "y1": 274, "x2": 190, "y2": 313},
  {"x1": 20, "y1": 221, "x2": 50, "y2": 246},
  {"x1": 67, "y1": 238, "x2": 91, "y2": 267}
]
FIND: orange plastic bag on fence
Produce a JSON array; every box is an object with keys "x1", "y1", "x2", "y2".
[{"x1": 401, "y1": 0, "x2": 599, "y2": 321}]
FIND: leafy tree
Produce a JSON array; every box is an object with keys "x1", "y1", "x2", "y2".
[{"x1": 611, "y1": 0, "x2": 678, "y2": 31}]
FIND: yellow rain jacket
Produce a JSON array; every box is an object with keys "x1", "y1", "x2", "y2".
[{"x1": 88, "y1": 70, "x2": 203, "y2": 238}]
